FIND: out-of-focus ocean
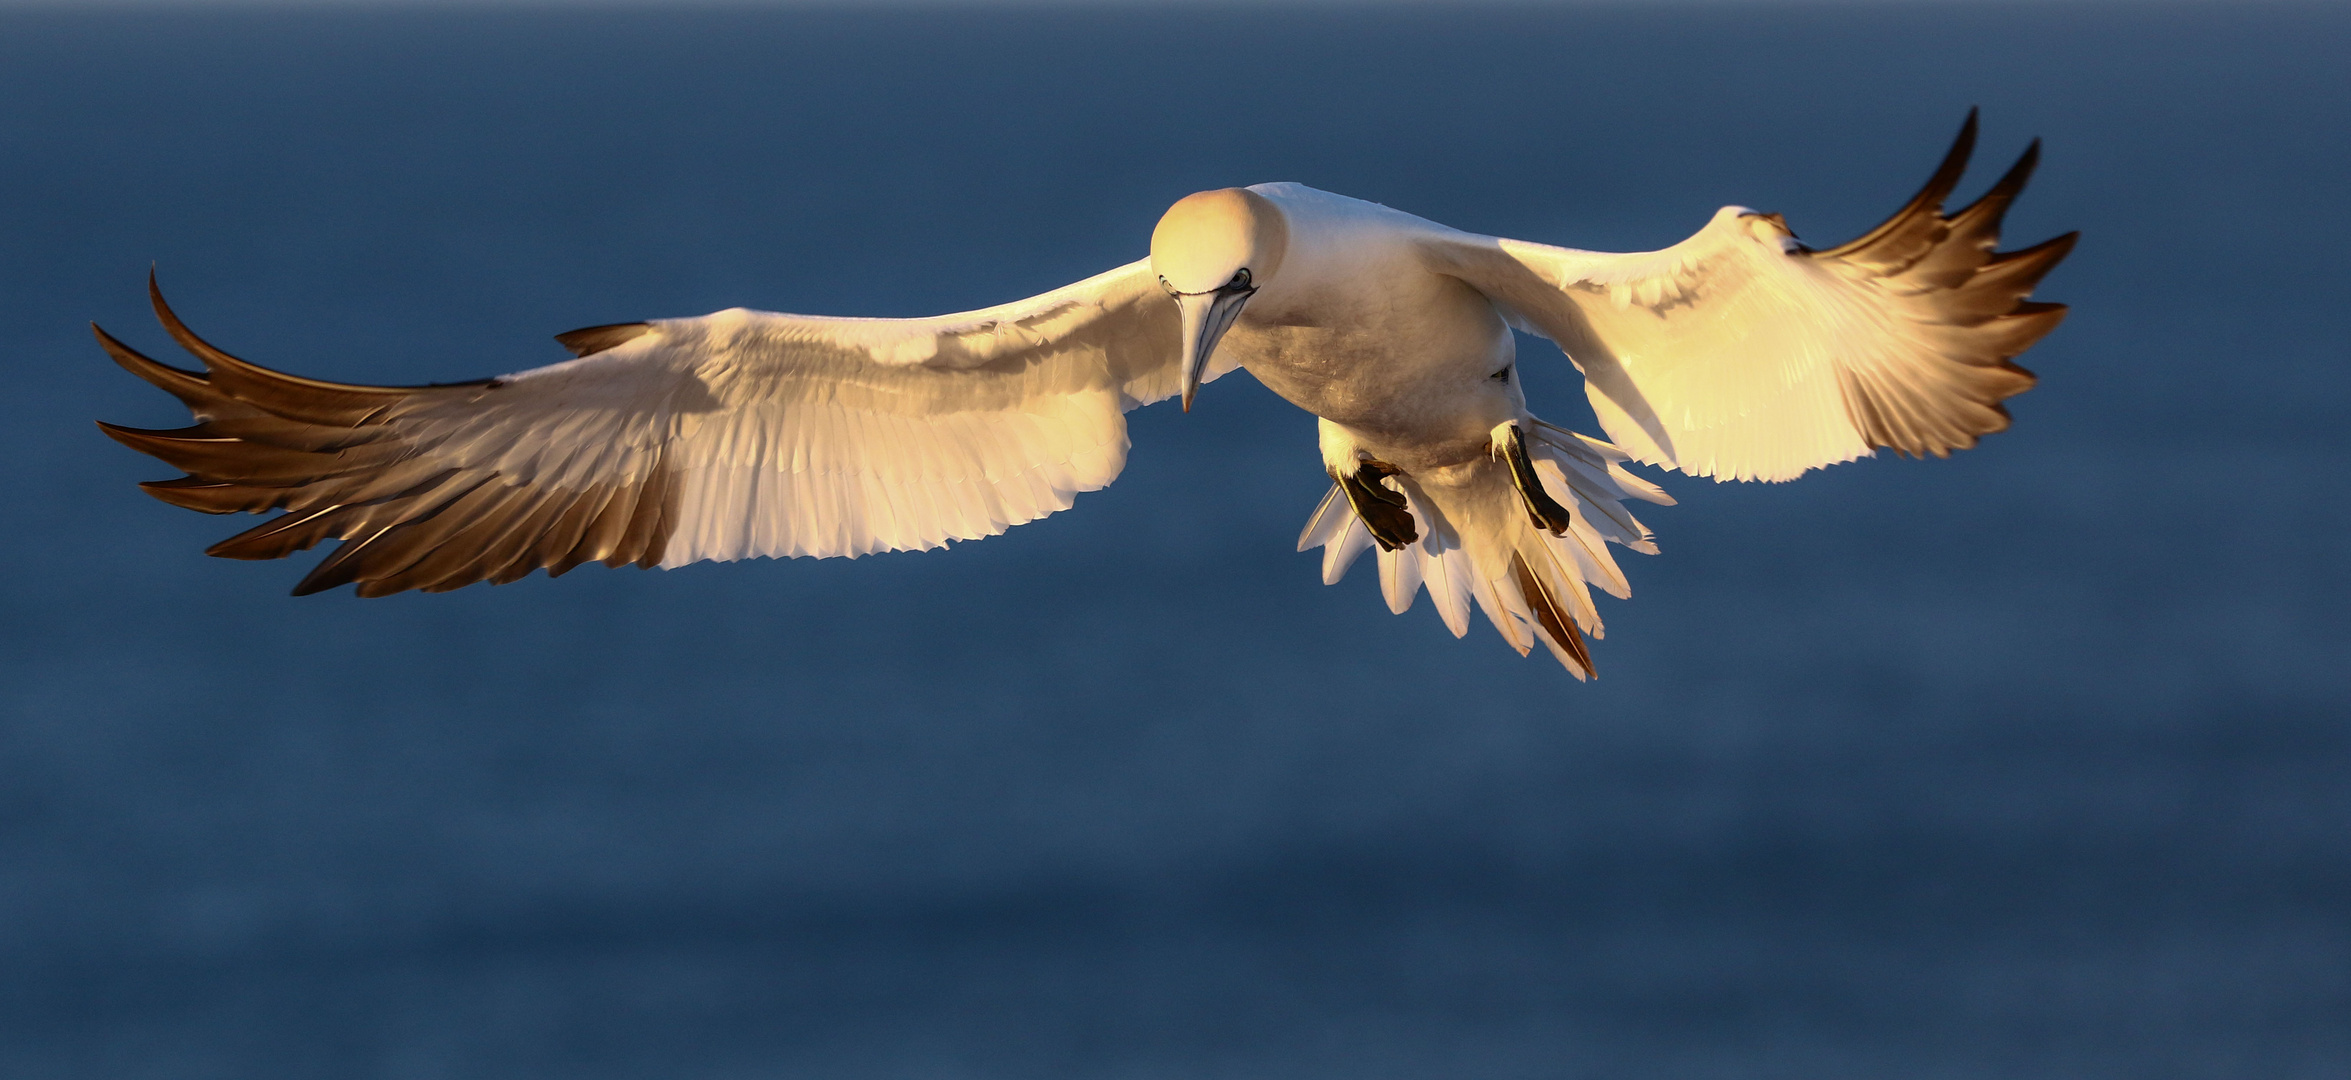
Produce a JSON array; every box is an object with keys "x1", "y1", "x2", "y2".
[{"x1": 1, "y1": 4, "x2": 2344, "y2": 1077}]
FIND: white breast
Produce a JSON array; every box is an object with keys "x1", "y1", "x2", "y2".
[{"x1": 1219, "y1": 184, "x2": 1518, "y2": 453}]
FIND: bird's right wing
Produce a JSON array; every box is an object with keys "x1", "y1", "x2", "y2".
[
  {"x1": 1427, "y1": 112, "x2": 2074, "y2": 482},
  {"x1": 99, "y1": 261, "x2": 1188, "y2": 596}
]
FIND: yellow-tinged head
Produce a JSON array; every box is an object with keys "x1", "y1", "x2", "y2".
[
  {"x1": 1149, "y1": 188, "x2": 1289, "y2": 411},
  {"x1": 1150, "y1": 187, "x2": 1288, "y2": 294}
]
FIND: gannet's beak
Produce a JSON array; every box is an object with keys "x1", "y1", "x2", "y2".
[{"x1": 1175, "y1": 283, "x2": 1254, "y2": 412}]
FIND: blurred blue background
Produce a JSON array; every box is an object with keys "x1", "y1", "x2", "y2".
[{"x1": 2, "y1": 3, "x2": 2346, "y2": 1077}]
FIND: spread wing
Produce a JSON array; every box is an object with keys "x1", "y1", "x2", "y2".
[
  {"x1": 1429, "y1": 111, "x2": 2075, "y2": 482},
  {"x1": 98, "y1": 261, "x2": 1186, "y2": 596}
]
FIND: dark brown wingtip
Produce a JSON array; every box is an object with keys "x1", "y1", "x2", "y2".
[
  {"x1": 554, "y1": 322, "x2": 653, "y2": 358},
  {"x1": 204, "y1": 504, "x2": 341, "y2": 562},
  {"x1": 2011, "y1": 228, "x2": 2079, "y2": 266},
  {"x1": 1986, "y1": 229, "x2": 2077, "y2": 283},
  {"x1": 105, "y1": 281, "x2": 683, "y2": 597},
  {"x1": 1816, "y1": 110, "x2": 1979, "y2": 262},
  {"x1": 94, "y1": 419, "x2": 214, "y2": 457},
  {"x1": 147, "y1": 268, "x2": 249, "y2": 372},
  {"x1": 288, "y1": 568, "x2": 344, "y2": 597},
  {"x1": 141, "y1": 274, "x2": 479, "y2": 431},
  {"x1": 2002, "y1": 137, "x2": 2043, "y2": 194},
  {"x1": 1941, "y1": 108, "x2": 1981, "y2": 171},
  {"x1": 137, "y1": 476, "x2": 278, "y2": 515},
  {"x1": 1907, "y1": 108, "x2": 1981, "y2": 215},
  {"x1": 93, "y1": 320, "x2": 227, "y2": 411},
  {"x1": 92, "y1": 320, "x2": 199, "y2": 381},
  {"x1": 94, "y1": 418, "x2": 140, "y2": 451},
  {"x1": 1949, "y1": 138, "x2": 2042, "y2": 230}
]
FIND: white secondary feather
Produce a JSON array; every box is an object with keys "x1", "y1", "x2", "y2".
[{"x1": 396, "y1": 259, "x2": 1191, "y2": 565}]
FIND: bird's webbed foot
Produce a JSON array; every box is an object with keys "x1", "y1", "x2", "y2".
[
  {"x1": 1336, "y1": 459, "x2": 1419, "y2": 551},
  {"x1": 1503, "y1": 424, "x2": 1574, "y2": 536}
]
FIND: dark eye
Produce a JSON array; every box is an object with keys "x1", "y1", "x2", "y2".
[
  {"x1": 1229, "y1": 268, "x2": 1252, "y2": 289},
  {"x1": 1491, "y1": 365, "x2": 1512, "y2": 383}
]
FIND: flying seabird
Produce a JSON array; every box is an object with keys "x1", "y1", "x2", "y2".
[{"x1": 96, "y1": 112, "x2": 2072, "y2": 677}]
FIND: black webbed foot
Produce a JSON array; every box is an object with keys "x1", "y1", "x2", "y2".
[
  {"x1": 1336, "y1": 459, "x2": 1418, "y2": 551},
  {"x1": 1503, "y1": 425, "x2": 1573, "y2": 536}
]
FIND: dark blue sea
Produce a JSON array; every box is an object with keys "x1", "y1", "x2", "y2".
[{"x1": 2, "y1": 4, "x2": 2345, "y2": 1077}]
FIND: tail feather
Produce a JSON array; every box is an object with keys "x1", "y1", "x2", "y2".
[
  {"x1": 1524, "y1": 528, "x2": 1605, "y2": 637},
  {"x1": 1300, "y1": 422, "x2": 1663, "y2": 675},
  {"x1": 1511, "y1": 550, "x2": 1595, "y2": 675},
  {"x1": 1322, "y1": 514, "x2": 1374, "y2": 585},
  {"x1": 1296, "y1": 483, "x2": 1350, "y2": 552},
  {"x1": 1425, "y1": 534, "x2": 1475, "y2": 638},
  {"x1": 1471, "y1": 563, "x2": 1534, "y2": 657},
  {"x1": 1533, "y1": 458, "x2": 1633, "y2": 599},
  {"x1": 1531, "y1": 420, "x2": 1675, "y2": 508},
  {"x1": 1378, "y1": 541, "x2": 1424, "y2": 615}
]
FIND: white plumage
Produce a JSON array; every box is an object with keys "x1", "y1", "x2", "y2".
[{"x1": 99, "y1": 112, "x2": 2070, "y2": 676}]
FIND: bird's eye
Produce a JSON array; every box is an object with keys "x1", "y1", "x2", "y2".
[
  {"x1": 1491, "y1": 365, "x2": 1512, "y2": 383},
  {"x1": 1229, "y1": 268, "x2": 1252, "y2": 289}
]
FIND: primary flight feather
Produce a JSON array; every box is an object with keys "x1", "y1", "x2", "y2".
[{"x1": 97, "y1": 111, "x2": 2072, "y2": 677}]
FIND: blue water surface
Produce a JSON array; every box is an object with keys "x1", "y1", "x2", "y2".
[{"x1": 0, "y1": 4, "x2": 2345, "y2": 1078}]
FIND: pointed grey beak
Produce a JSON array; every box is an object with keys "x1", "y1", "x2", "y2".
[{"x1": 1175, "y1": 284, "x2": 1254, "y2": 412}]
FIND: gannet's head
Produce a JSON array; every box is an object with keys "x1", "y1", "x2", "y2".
[{"x1": 1150, "y1": 187, "x2": 1288, "y2": 411}]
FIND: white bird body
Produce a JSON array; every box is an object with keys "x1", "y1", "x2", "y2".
[
  {"x1": 1217, "y1": 183, "x2": 1521, "y2": 472},
  {"x1": 98, "y1": 114, "x2": 2072, "y2": 677}
]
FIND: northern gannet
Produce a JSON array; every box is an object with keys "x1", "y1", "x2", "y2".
[{"x1": 96, "y1": 112, "x2": 2071, "y2": 677}]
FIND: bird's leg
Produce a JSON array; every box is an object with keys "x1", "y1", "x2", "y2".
[
  {"x1": 1335, "y1": 459, "x2": 1418, "y2": 551},
  {"x1": 1503, "y1": 424, "x2": 1574, "y2": 536}
]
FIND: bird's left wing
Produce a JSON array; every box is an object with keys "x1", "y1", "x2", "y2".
[
  {"x1": 1426, "y1": 113, "x2": 2075, "y2": 482},
  {"x1": 98, "y1": 261, "x2": 1185, "y2": 596}
]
